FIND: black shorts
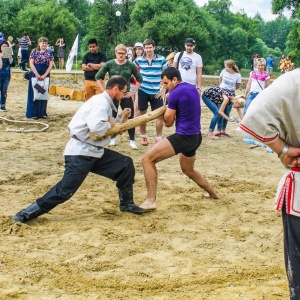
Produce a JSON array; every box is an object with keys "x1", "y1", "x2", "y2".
[
  {"x1": 138, "y1": 89, "x2": 163, "y2": 111},
  {"x1": 167, "y1": 133, "x2": 202, "y2": 157}
]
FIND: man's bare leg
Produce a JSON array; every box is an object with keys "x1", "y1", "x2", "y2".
[
  {"x1": 179, "y1": 154, "x2": 221, "y2": 199},
  {"x1": 155, "y1": 115, "x2": 164, "y2": 137},
  {"x1": 140, "y1": 139, "x2": 176, "y2": 210},
  {"x1": 139, "y1": 110, "x2": 147, "y2": 134}
]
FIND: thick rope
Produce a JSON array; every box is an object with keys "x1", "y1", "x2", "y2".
[{"x1": 0, "y1": 116, "x2": 49, "y2": 133}]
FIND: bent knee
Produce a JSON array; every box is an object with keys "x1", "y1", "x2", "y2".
[{"x1": 181, "y1": 167, "x2": 194, "y2": 178}]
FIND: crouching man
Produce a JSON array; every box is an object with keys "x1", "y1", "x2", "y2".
[{"x1": 11, "y1": 76, "x2": 145, "y2": 223}]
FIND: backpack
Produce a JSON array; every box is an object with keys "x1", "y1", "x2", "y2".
[{"x1": 176, "y1": 51, "x2": 184, "y2": 69}]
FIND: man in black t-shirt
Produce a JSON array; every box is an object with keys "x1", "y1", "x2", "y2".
[{"x1": 82, "y1": 38, "x2": 106, "y2": 100}]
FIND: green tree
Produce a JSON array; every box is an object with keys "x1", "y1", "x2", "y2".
[
  {"x1": 126, "y1": 0, "x2": 221, "y2": 63},
  {"x1": 59, "y1": 0, "x2": 92, "y2": 37},
  {"x1": 15, "y1": 1, "x2": 79, "y2": 49}
]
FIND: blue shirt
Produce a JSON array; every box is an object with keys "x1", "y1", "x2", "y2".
[
  {"x1": 266, "y1": 57, "x2": 274, "y2": 67},
  {"x1": 134, "y1": 54, "x2": 167, "y2": 95},
  {"x1": 168, "y1": 82, "x2": 201, "y2": 135}
]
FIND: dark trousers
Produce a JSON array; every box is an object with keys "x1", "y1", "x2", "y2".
[
  {"x1": 20, "y1": 49, "x2": 29, "y2": 69},
  {"x1": 282, "y1": 202, "x2": 300, "y2": 299},
  {"x1": 112, "y1": 97, "x2": 135, "y2": 140},
  {"x1": 36, "y1": 149, "x2": 135, "y2": 212}
]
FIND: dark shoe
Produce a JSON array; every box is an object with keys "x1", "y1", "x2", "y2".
[
  {"x1": 11, "y1": 202, "x2": 45, "y2": 223},
  {"x1": 23, "y1": 68, "x2": 29, "y2": 71},
  {"x1": 120, "y1": 203, "x2": 146, "y2": 214},
  {"x1": 119, "y1": 186, "x2": 146, "y2": 214}
]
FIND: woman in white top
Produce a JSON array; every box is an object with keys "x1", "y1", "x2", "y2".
[
  {"x1": 215, "y1": 59, "x2": 242, "y2": 137},
  {"x1": 243, "y1": 58, "x2": 271, "y2": 115}
]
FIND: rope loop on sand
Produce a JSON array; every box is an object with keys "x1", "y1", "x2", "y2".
[{"x1": 0, "y1": 116, "x2": 49, "y2": 133}]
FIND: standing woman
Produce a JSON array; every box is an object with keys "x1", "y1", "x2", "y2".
[
  {"x1": 243, "y1": 58, "x2": 270, "y2": 115},
  {"x1": 130, "y1": 42, "x2": 144, "y2": 118},
  {"x1": 0, "y1": 41, "x2": 14, "y2": 111},
  {"x1": 215, "y1": 59, "x2": 242, "y2": 137},
  {"x1": 26, "y1": 37, "x2": 54, "y2": 119},
  {"x1": 55, "y1": 38, "x2": 66, "y2": 69}
]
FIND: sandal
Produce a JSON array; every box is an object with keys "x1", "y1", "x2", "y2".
[
  {"x1": 214, "y1": 132, "x2": 222, "y2": 137},
  {"x1": 222, "y1": 132, "x2": 231, "y2": 137},
  {"x1": 207, "y1": 134, "x2": 219, "y2": 140}
]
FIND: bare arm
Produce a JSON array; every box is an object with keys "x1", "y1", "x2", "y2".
[
  {"x1": 196, "y1": 66, "x2": 202, "y2": 88},
  {"x1": 265, "y1": 78, "x2": 271, "y2": 88},
  {"x1": 87, "y1": 61, "x2": 105, "y2": 71},
  {"x1": 244, "y1": 76, "x2": 251, "y2": 97},
  {"x1": 125, "y1": 82, "x2": 141, "y2": 98},
  {"x1": 173, "y1": 61, "x2": 178, "y2": 68},
  {"x1": 218, "y1": 96, "x2": 232, "y2": 122},
  {"x1": 163, "y1": 107, "x2": 176, "y2": 127},
  {"x1": 268, "y1": 138, "x2": 300, "y2": 167},
  {"x1": 96, "y1": 79, "x2": 106, "y2": 93},
  {"x1": 236, "y1": 108, "x2": 244, "y2": 120}
]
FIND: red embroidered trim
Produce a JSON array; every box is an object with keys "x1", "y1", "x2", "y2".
[{"x1": 239, "y1": 124, "x2": 278, "y2": 143}]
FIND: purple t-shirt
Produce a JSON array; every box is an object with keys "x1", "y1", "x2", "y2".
[{"x1": 167, "y1": 82, "x2": 201, "y2": 135}]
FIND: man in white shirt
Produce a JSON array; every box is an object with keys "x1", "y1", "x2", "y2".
[
  {"x1": 173, "y1": 38, "x2": 203, "y2": 93},
  {"x1": 11, "y1": 76, "x2": 146, "y2": 224}
]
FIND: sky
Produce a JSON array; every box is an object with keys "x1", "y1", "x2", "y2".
[{"x1": 194, "y1": 0, "x2": 291, "y2": 21}]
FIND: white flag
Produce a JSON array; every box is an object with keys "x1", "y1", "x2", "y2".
[{"x1": 65, "y1": 34, "x2": 79, "y2": 72}]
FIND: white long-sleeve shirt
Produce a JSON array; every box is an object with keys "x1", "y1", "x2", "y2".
[
  {"x1": 240, "y1": 69, "x2": 300, "y2": 217},
  {"x1": 64, "y1": 91, "x2": 117, "y2": 158}
]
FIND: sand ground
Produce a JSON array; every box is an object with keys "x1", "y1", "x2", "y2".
[{"x1": 0, "y1": 73, "x2": 289, "y2": 299}]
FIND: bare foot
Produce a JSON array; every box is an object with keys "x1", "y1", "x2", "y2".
[
  {"x1": 139, "y1": 199, "x2": 157, "y2": 210},
  {"x1": 204, "y1": 192, "x2": 221, "y2": 199}
]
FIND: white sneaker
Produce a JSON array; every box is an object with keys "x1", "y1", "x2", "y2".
[
  {"x1": 109, "y1": 138, "x2": 116, "y2": 146},
  {"x1": 130, "y1": 140, "x2": 138, "y2": 149}
]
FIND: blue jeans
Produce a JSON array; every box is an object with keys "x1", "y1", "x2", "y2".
[
  {"x1": 202, "y1": 94, "x2": 221, "y2": 132},
  {"x1": 20, "y1": 49, "x2": 29, "y2": 69},
  {"x1": 217, "y1": 103, "x2": 233, "y2": 131},
  {"x1": 244, "y1": 92, "x2": 259, "y2": 115},
  {"x1": 0, "y1": 74, "x2": 10, "y2": 109}
]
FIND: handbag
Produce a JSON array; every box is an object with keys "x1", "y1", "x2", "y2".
[
  {"x1": 24, "y1": 70, "x2": 33, "y2": 80},
  {"x1": 31, "y1": 77, "x2": 50, "y2": 101}
]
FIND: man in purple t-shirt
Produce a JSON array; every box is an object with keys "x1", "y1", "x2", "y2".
[{"x1": 140, "y1": 67, "x2": 220, "y2": 210}]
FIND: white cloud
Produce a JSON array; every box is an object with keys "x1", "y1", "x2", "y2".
[{"x1": 194, "y1": 0, "x2": 291, "y2": 21}]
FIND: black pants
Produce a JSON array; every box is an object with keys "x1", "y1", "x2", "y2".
[
  {"x1": 282, "y1": 202, "x2": 300, "y2": 299},
  {"x1": 36, "y1": 149, "x2": 135, "y2": 212},
  {"x1": 113, "y1": 97, "x2": 135, "y2": 140}
]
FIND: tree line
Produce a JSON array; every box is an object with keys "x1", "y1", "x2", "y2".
[{"x1": 0, "y1": 0, "x2": 298, "y2": 73}]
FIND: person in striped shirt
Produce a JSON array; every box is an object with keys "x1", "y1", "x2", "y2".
[
  {"x1": 134, "y1": 39, "x2": 167, "y2": 145},
  {"x1": 19, "y1": 32, "x2": 31, "y2": 71}
]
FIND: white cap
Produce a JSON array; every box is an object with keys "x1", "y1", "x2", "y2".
[{"x1": 134, "y1": 42, "x2": 143, "y2": 48}]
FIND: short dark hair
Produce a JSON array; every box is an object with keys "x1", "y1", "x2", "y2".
[
  {"x1": 106, "y1": 76, "x2": 127, "y2": 90},
  {"x1": 143, "y1": 38, "x2": 155, "y2": 46},
  {"x1": 0, "y1": 41, "x2": 9, "y2": 52},
  {"x1": 88, "y1": 38, "x2": 98, "y2": 46},
  {"x1": 161, "y1": 67, "x2": 182, "y2": 81}
]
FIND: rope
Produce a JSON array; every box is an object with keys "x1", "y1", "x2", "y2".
[{"x1": 0, "y1": 116, "x2": 49, "y2": 133}]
